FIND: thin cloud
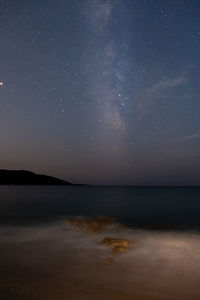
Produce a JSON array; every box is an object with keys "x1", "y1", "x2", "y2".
[
  {"x1": 178, "y1": 133, "x2": 200, "y2": 142},
  {"x1": 148, "y1": 75, "x2": 188, "y2": 95},
  {"x1": 135, "y1": 74, "x2": 189, "y2": 119}
]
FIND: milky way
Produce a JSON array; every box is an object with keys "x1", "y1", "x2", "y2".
[{"x1": 82, "y1": 0, "x2": 130, "y2": 133}]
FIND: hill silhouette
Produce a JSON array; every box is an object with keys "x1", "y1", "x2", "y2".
[{"x1": 0, "y1": 169, "x2": 74, "y2": 185}]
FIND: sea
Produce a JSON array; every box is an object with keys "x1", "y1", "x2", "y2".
[{"x1": 1, "y1": 186, "x2": 200, "y2": 299}]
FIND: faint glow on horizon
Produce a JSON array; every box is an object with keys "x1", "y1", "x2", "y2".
[{"x1": 0, "y1": 82, "x2": 3, "y2": 86}]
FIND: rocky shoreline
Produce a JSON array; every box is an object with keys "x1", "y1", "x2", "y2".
[{"x1": 65, "y1": 216, "x2": 134, "y2": 261}]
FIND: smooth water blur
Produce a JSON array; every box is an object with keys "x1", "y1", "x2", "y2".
[
  {"x1": 0, "y1": 185, "x2": 200, "y2": 229},
  {"x1": 1, "y1": 186, "x2": 200, "y2": 299}
]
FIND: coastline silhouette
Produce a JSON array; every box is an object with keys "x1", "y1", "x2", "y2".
[{"x1": 0, "y1": 169, "x2": 74, "y2": 185}]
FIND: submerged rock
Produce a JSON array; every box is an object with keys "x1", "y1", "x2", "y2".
[
  {"x1": 112, "y1": 245, "x2": 128, "y2": 253},
  {"x1": 67, "y1": 216, "x2": 113, "y2": 233},
  {"x1": 101, "y1": 237, "x2": 129, "y2": 248},
  {"x1": 100, "y1": 237, "x2": 131, "y2": 253},
  {"x1": 101, "y1": 257, "x2": 114, "y2": 264}
]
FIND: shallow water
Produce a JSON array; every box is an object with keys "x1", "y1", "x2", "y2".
[
  {"x1": 1, "y1": 221, "x2": 200, "y2": 299},
  {"x1": 1, "y1": 186, "x2": 200, "y2": 299}
]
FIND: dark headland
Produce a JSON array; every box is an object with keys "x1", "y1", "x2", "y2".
[{"x1": 0, "y1": 169, "x2": 74, "y2": 185}]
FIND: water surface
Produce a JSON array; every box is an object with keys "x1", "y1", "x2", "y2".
[{"x1": 0, "y1": 185, "x2": 200, "y2": 229}]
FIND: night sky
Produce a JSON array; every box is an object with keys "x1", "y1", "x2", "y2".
[{"x1": 0, "y1": 0, "x2": 200, "y2": 185}]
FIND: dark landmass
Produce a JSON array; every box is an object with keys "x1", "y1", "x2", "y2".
[{"x1": 0, "y1": 169, "x2": 74, "y2": 185}]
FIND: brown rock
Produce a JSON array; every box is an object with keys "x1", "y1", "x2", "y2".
[
  {"x1": 101, "y1": 257, "x2": 114, "y2": 264},
  {"x1": 100, "y1": 237, "x2": 129, "y2": 249},
  {"x1": 112, "y1": 245, "x2": 128, "y2": 253},
  {"x1": 67, "y1": 216, "x2": 113, "y2": 233},
  {"x1": 100, "y1": 237, "x2": 133, "y2": 255}
]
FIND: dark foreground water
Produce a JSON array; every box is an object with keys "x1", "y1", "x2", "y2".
[
  {"x1": 1, "y1": 186, "x2": 200, "y2": 299},
  {"x1": 1, "y1": 185, "x2": 200, "y2": 229}
]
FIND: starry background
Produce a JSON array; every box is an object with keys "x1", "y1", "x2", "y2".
[{"x1": 0, "y1": 0, "x2": 200, "y2": 185}]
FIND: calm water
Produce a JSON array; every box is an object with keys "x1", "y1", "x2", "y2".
[{"x1": 1, "y1": 185, "x2": 200, "y2": 229}]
